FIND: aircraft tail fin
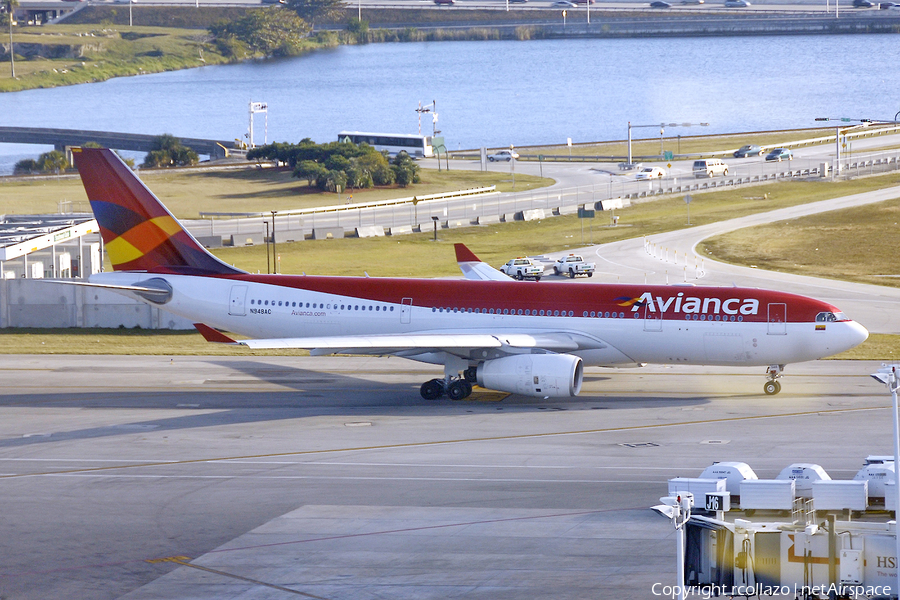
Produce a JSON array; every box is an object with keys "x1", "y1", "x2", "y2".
[{"x1": 72, "y1": 147, "x2": 243, "y2": 275}]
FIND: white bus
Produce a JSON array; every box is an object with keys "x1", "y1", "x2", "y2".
[{"x1": 338, "y1": 131, "x2": 433, "y2": 158}]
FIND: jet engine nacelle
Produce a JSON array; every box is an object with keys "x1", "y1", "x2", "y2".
[{"x1": 477, "y1": 354, "x2": 583, "y2": 398}]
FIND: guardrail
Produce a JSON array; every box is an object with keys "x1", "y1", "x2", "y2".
[
  {"x1": 452, "y1": 123, "x2": 900, "y2": 163},
  {"x1": 198, "y1": 186, "x2": 497, "y2": 219}
]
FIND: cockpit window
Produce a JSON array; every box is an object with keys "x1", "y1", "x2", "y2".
[{"x1": 816, "y1": 312, "x2": 838, "y2": 322}]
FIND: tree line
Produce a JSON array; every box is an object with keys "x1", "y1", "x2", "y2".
[
  {"x1": 12, "y1": 135, "x2": 196, "y2": 175},
  {"x1": 248, "y1": 139, "x2": 420, "y2": 192}
]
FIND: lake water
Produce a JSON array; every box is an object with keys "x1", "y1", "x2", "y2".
[{"x1": 1, "y1": 33, "x2": 899, "y2": 172}]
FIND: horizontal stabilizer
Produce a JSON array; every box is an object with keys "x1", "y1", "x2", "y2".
[
  {"x1": 194, "y1": 323, "x2": 237, "y2": 344},
  {"x1": 41, "y1": 278, "x2": 173, "y2": 300}
]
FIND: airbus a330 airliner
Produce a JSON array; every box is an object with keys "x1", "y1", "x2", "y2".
[{"x1": 71, "y1": 147, "x2": 868, "y2": 399}]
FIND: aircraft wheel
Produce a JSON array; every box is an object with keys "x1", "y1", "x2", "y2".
[
  {"x1": 763, "y1": 381, "x2": 780, "y2": 395},
  {"x1": 462, "y1": 380, "x2": 473, "y2": 398},
  {"x1": 447, "y1": 380, "x2": 469, "y2": 401},
  {"x1": 420, "y1": 379, "x2": 444, "y2": 400}
]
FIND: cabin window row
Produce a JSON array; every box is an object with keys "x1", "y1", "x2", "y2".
[{"x1": 249, "y1": 299, "x2": 394, "y2": 312}]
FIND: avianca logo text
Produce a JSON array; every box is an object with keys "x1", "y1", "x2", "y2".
[{"x1": 630, "y1": 292, "x2": 760, "y2": 315}]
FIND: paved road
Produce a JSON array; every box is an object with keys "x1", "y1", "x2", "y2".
[{"x1": 0, "y1": 355, "x2": 891, "y2": 599}]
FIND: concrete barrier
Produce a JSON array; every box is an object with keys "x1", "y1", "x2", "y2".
[
  {"x1": 312, "y1": 227, "x2": 345, "y2": 240},
  {"x1": 274, "y1": 229, "x2": 305, "y2": 243},
  {"x1": 446, "y1": 219, "x2": 470, "y2": 229},
  {"x1": 555, "y1": 205, "x2": 578, "y2": 216},
  {"x1": 230, "y1": 233, "x2": 264, "y2": 246},
  {"x1": 196, "y1": 235, "x2": 224, "y2": 248},
  {"x1": 387, "y1": 225, "x2": 413, "y2": 236},
  {"x1": 477, "y1": 214, "x2": 501, "y2": 225},
  {"x1": 519, "y1": 209, "x2": 546, "y2": 221},
  {"x1": 355, "y1": 225, "x2": 385, "y2": 238}
]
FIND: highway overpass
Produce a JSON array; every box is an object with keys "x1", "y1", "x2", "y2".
[{"x1": 0, "y1": 126, "x2": 241, "y2": 159}]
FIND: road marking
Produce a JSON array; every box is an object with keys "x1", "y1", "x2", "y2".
[
  {"x1": 147, "y1": 556, "x2": 329, "y2": 599},
  {"x1": 0, "y1": 404, "x2": 886, "y2": 480}
]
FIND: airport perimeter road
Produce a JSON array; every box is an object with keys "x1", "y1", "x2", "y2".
[
  {"x1": 0, "y1": 355, "x2": 891, "y2": 599},
  {"x1": 550, "y1": 184, "x2": 900, "y2": 334}
]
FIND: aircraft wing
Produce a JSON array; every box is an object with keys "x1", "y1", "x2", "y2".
[{"x1": 454, "y1": 243, "x2": 510, "y2": 282}]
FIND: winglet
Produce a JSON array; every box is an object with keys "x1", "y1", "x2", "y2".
[
  {"x1": 454, "y1": 243, "x2": 481, "y2": 263},
  {"x1": 194, "y1": 323, "x2": 237, "y2": 344},
  {"x1": 454, "y1": 244, "x2": 510, "y2": 282}
]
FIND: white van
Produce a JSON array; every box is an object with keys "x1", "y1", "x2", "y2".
[{"x1": 693, "y1": 159, "x2": 729, "y2": 178}]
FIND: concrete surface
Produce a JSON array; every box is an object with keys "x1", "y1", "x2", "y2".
[{"x1": 0, "y1": 355, "x2": 892, "y2": 599}]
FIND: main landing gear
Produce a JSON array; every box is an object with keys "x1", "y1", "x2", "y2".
[
  {"x1": 763, "y1": 364, "x2": 784, "y2": 395},
  {"x1": 420, "y1": 366, "x2": 478, "y2": 400}
]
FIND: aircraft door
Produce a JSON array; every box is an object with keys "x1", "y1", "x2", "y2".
[
  {"x1": 229, "y1": 285, "x2": 248, "y2": 316},
  {"x1": 400, "y1": 297, "x2": 413, "y2": 324},
  {"x1": 767, "y1": 303, "x2": 786, "y2": 335},
  {"x1": 642, "y1": 303, "x2": 662, "y2": 332}
]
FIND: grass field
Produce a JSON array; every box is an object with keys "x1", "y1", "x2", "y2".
[
  {"x1": 699, "y1": 195, "x2": 900, "y2": 288},
  {"x1": 0, "y1": 25, "x2": 232, "y2": 92},
  {"x1": 0, "y1": 166, "x2": 550, "y2": 218}
]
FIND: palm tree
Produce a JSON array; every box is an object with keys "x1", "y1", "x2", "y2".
[{"x1": 4, "y1": 0, "x2": 17, "y2": 78}]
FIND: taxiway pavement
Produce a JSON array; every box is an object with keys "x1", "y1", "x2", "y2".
[{"x1": 0, "y1": 355, "x2": 892, "y2": 599}]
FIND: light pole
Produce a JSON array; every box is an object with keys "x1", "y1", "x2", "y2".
[
  {"x1": 872, "y1": 365, "x2": 900, "y2": 596},
  {"x1": 270, "y1": 211, "x2": 277, "y2": 274},
  {"x1": 814, "y1": 117, "x2": 883, "y2": 177},
  {"x1": 651, "y1": 492, "x2": 694, "y2": 600},
  {"x1": 627, "y1": 122, "x2": 708, "y2": 165}
]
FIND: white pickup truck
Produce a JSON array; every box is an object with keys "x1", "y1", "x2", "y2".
[
  {"x1": 500, "y1": 257, "x2": 543, "y2": 281},
  {"x1": 553, "y1": 254, "x2": 595, "y2": 278}
]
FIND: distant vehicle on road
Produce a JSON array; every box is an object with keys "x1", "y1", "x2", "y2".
[
  {"x1": 433, "y1": 0, "x2": 455, "y2": 5},
  {"x1": 650, "y1": 1, "x2": 672, "y2": 7},
  {"x1": 554, "y1": 255, "x2": 595, "y2": 278},
  {"x1": 693, "y1": 158, "x2": 729, "y2": 178},
  {"x1": 339, "y1": 132, "x2": 433, "y2": 158},
  {"x1": 880, "y1": 2, "x2": 900, "y2": 8},
  {"x1": 552, "y1": 0, "x2": 578, "y2": 5},
  {"x1": 500, "y1": 258, "x2": 543, "y2": 281},
  {"x1": 681, "y1": 0, "x2": 704, "y2": 4},
  {"x1": 765, "y1": 148, "x2": 793, "y2": 162},
  {"x1": 733, "y1": 144, "x2": 763, "y2": 158},
  {"x1": 724, "y1": 0, "x2": 750, "y2": 6},
  {"x1": 572, "y1": 0, "x2": 596, "y2": 5},
  {"x1": 488, "y1": 149, "x2": 519, "y2": 162},
  {"x1": 635, "y1": 166, "x2": 667, "y2": 180},
  {"x1": 853, "y1": 0, "x2": 876, "y2": 6}
]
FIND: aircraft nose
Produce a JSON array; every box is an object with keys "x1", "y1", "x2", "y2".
[{"x1": 843, "y1": 320, "x2": 869, "y2": 350}]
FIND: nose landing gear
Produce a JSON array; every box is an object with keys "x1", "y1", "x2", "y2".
[{"x1": 763, "y1": 364, "x2": 784, "y2": 395}]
